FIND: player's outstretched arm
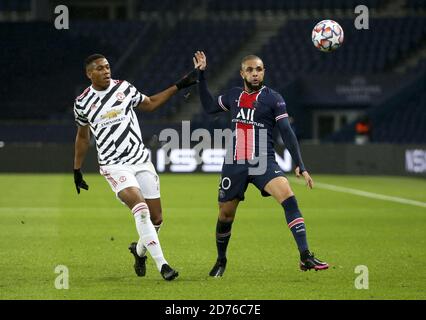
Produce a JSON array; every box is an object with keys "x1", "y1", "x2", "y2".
[
  {"x1": 138, "y1": 68, "x2": 199, "y2": 112},
  {"x1": 277, "y1": 118, "x2": 313, "y2": 189},
  {"x1": 195, "y1": 51, "x2": 229, "y2": 115},
  {"x1": 139, "y1": 85, "x2": 178, "y2": 112},
  {"x1": 73, "y1": 125, "x2": 90, "y2": 194}
]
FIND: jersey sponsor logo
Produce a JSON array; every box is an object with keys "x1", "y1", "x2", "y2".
[
  {"x1": 99, "y1": 116, "x2": 126, "y2": 128},
  {"x1": 236, "y1": 108, "x2": 255, "y2": 121},
  {"x1": 101, "y1": 109, "x2": 122, "y2": 120},
  {"x1": 232, "y1": 118, "x2": 265, "y2": 128}
]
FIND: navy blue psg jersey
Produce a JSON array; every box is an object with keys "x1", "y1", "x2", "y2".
[{"x1": 217, "y1": 85, "x2": 288, "y2": 162}]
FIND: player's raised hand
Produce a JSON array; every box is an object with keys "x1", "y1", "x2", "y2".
[
  {"x1": 74, "y1": 168, "x2": 89, "y2": 194},
  {"x1": 295, "y1": 166, "x2": 314, "y2": 189},
  {"x1": 193, "y1": 51, "x2": 207, "y2": 71}
]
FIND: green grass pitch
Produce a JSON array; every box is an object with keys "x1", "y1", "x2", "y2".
[{"x1": 0, "y1": 173, "x2": 425, "y2": 300}]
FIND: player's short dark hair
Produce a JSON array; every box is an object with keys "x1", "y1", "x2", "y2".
[
  {"x1": 241, "y1": 54, "x2": 262, "y2": 69},
  {"x1": 84, "y1": 54, "x2": 106, "y2": 70}
]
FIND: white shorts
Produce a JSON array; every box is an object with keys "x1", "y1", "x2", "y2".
[{"x1": 99, "y1": 161, "x2": 160, "y2": 199}]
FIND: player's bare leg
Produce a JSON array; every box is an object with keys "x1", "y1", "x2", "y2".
[
  {"x1": 264, "y1": 177, "x2": 328, "y2": 271},
  {"x1": 146, "y1": 198, "x2": 163, "y2": 227},
  {"x1": 209, "y1": 199, "x2": 240, "y2": 277},
  {"x1": 119, "y1": 187, "x2": 178, "y2": 280}
]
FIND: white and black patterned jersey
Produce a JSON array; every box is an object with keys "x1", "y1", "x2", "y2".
[{"x1": 73, "y1": 79, "x2": 149, "y2": 166}]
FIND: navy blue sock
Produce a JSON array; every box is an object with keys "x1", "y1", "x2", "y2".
[
  {"x1": 215, "y1": 220, "x2": 233, "y2": 261},
  {"x1": 281, "y1": 196, "x2": 309, "y2": 254}
]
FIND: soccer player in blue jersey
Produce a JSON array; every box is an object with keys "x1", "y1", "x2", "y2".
[{"x1": 194, "y1": 51, "x2": 329, "y2": 277}]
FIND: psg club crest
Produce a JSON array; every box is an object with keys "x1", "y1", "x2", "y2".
[{"x1": 116, "y1": 92, "x2": 125, "y2": 101}]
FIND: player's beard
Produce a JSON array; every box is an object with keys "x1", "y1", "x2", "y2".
[{"x1": 244, "y1": 78, "x2": 263, "y2": 92}]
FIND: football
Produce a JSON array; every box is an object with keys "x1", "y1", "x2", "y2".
[{"x1": 312, "y1": 20, "x2": 344, "y2": 52}]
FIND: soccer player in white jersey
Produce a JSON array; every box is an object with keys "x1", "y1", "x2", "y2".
[{"x1": 73, "y1": 54, "x2": 199, "y2": 281}]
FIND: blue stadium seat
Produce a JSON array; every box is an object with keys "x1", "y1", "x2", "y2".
[{"x1": 206, "y1": 0, "x2": 385, "y2": 11}]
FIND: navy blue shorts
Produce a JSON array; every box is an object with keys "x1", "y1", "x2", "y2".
[{"x1": 218, "y1": 160, "x2": 286, "y2": 202}]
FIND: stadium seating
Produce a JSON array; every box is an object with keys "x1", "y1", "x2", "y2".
[
  {"x1": 207, "y1": 0, "x2": 385, "y2": 11},
  {"x1": 405, "y1": 0, "x2": 426, "y2": 10},
  {"x1": 0, "y1": 0, "x2": 31, "y2": 12},
  {"x1": 216, "y1": 17, "x2": 425, "y2": 95},
  {"x1": 325, "y1": 73, "x2": 426, "y2": 144},
  {"x1": 0, "y1": 19, "x2": 252, "y2": 125},
  {"x1": 0, "y1": 21, "x2": 147, "y2": 120},
  {"x1": 136, "y1": 0, "x2": 197, "y2": 12},
  {"x1": 131, "y1": 19, "x2": 252, "y2": 121},
  {"x1": 199, "y1": 16, "x2": 426, "y2": 144},
  {"x1": 1, "y1": 5, "x2": 424, "y2": 145},
  {"x1": 371, "y1": 91, "x2": 426, "y2": 144}
]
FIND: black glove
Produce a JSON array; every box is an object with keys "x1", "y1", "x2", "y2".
[
  {"x1": 74, "y1": 168, "x2": 89, "y2": 194},
  {"x1": 175, "y1": 68, "x2": 199, "y2": 90}
]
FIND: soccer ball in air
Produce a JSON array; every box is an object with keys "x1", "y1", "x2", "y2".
[{"x1": 312, "y1": 20, "x2": 344, "y2": 52}]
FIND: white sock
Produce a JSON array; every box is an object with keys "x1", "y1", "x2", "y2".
[
  {"x1": 132, "y1": 203, "x2": 167, "y2": 271},
  {"x1": 136, "y1": 222, "x2": 163, "y2": 257}
]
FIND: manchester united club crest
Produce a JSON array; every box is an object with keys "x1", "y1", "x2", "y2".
[{"x1": 116, "y1": 92, "x2": 125, "y2": 101}]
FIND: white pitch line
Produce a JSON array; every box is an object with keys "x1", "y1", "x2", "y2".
[{"x1": 290, "y1": 179, "x2": 426, "y2": 208}]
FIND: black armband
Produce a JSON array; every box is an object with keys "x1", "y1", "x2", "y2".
[{"x1": 175, "y1": 69, "x2": 199, "y2": 90}]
